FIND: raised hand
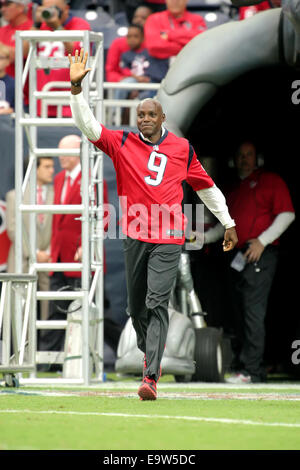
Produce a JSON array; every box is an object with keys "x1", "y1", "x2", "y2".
[{"x1": 68, "y1": 48, "x2": 92, "y2": 85}]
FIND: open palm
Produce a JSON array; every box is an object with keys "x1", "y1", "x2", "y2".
[{"x1": 68, "y1": 48, "x2": 92, "y2": 84}]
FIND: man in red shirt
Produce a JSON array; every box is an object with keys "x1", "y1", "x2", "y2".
[
  {"x1": 204, "y1": 141, "x2": 295, "y2": 383},
  {"x1": 31, "y1": 0, "x2": 90, "y2": 116},
  {"x1": 69, "y1": 49, "x2": 238, "y2": 400},
  {"x1": 0, "y1": 0, "x2": 33, "y2": 78},
  {"x1": 144, "y1": 0, "x2": 206, "y2": 61}
]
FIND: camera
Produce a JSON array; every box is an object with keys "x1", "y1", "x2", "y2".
[{"x1": 41, "y1": 6, "x2": 63, "y2": 20}]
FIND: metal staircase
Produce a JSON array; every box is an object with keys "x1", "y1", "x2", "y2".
[{"x1": 0, "y1": 30, "x2": 105, "y2": 386}]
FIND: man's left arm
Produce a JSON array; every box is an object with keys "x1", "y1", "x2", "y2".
[
  {"x1": 258, "y1": 212, "x2": 295, "y2": 246},
  {"x1": 245, "y1": 211, "x2": 295, "y2": 263},
  {"x1": 197, "y1": 185, "x2": 238, "y2": 252}
]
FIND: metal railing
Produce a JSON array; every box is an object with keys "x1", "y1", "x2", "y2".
[
  {"x1": 1, "y1": 29, "x2": 105, "y2": 387},
  {"x1": 38, "y1": 81, "x2": 160, "y2": 125}
]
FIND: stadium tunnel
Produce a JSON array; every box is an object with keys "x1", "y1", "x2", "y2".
[{"x1": 156, "y1": 3, "x2": 300, "y2": 376}]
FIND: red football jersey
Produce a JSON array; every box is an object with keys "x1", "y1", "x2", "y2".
[
  {"x1": 91, "y1": 127, "x2": 214, "y2": 244},
  {"x1": 37, "y1": 15, "x2": 90, "y2": 117}
]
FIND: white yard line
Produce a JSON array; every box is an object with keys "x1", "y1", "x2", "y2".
[
  {"x1": 2, "y1": 389, "x2": 300, "y2": 400},
  {"x1": 5, "y1": 380, "x2": 300, "y2": 391},
  {"x1": 0, "y1": 409, "x2": 300, "y2": 428}
]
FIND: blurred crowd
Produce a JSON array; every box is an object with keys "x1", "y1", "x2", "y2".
[{"x1": 0, "y1": 0, "x2": 281, "y2": 116}]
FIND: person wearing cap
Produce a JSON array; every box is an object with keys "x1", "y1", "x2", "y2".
[{"x1": 0, "y1": 1, "x2": 33, "y2": 79}]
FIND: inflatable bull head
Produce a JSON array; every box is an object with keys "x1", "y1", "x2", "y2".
[{"x1": 156, "y1": 0, "x2": 300, "y2": 136}]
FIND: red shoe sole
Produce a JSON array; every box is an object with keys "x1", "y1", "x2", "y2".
[{"x1": 138, "y1": 383, "x2": 157, "y2": 401}]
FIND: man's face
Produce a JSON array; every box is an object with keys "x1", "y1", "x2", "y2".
[
  {"x1": 235, "y1": 142, "x2": 257, "y2": 175},
  {"x1": 137, "y1": 100, "x2": 165, "y2": 139},
  {"x1": 59, "y1": 155, "x2": 80, "y2": 172},
  {"x1": 132, "y1": 6, "x2": 152, "y2": 26},
  {"x1": 166, "y1": 0, "x2": 187, "y2": 17},
  {"x1": 127, "y1": 27, "x2": 143, "y2": 51},
  {"x1": 0, "y1": 1, "x2": 24, "y2": 22},
  {"x1": 37, "y1": 158, "x2": 54, "y2": 185},
  {"x1": 58, "y1": 135, "x2": 81, "y2": 171}
]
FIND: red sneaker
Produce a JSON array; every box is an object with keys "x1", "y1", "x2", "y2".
[{"x1": 138, "y1": 376, "x2": 157, "y2": 401}]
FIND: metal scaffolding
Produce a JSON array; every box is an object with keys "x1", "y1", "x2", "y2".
[{"x1": 0, "y1": 30, "x2": 105, "y2": 386}]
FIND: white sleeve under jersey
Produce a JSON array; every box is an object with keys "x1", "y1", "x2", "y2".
[
  {"x1": 70, "y1": 91, "x2": 102, "y2": 142},
  {"x1": 197, "y1": 185, "x2": 235, "y2": 229}
]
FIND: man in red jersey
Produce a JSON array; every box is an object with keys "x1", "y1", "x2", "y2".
[
  {"x1": 69, "y1": 49, "x2": 238, "y2": 400},
  {"x1": 144, "y1": 0, "x2": 206, "y2": 61},
  {"x1": 0, "y1": 0, "x2": 33, "y2": 78},
  {"x1": 30, "y1": 0, "x2": 90, "y2": 116}
]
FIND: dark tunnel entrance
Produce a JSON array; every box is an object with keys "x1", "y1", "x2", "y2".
[{"x1": 186, "y1": 65, "x2": 299, "y2": 377}]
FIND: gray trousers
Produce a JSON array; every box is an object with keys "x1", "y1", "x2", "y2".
[
  {"x1": 123, "y1": 238, "x2": 182, "y2": 381},
  {"x1": 229, "y1": 245, "x2": 278, "y2": 381}
]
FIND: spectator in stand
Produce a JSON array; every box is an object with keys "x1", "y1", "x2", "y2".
[
  {"x1": 144, "y1": 0, "x2": 206, "y2": 62},
  {"x1": 125, "y1": 1, "x2": 165, "y2": 22},
  {"x1": 0, "y1": 43, "x2": 15, "y2": 114},
  {"x1": 130, "y1": 4, "x2": 154, "y2": 24},
  {"x1": 239, "y1": 0, "x2": 281, "y2": 20},
  {"x1": 0, "y1": 0, "x2": 33, "y2": 77},
  {"x1": 105, "y1": 4, "x2": 152, "y2": 83},
  {"x1": 30, "y1": 0, "x2": 90, "y2": 117},
  {"x1": 0, "y1": 0, "x2": 33, "y2": 107},
  {"x1": 115, "y1": 24, "x2": 169, "y2": 103}
]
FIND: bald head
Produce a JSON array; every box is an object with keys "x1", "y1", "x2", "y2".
[
  {"x1": 137, "y1": 98, "x2": 164, "y2": 115},
  {"x1": 59, "y1": 134, "x2": 81, "y2": 149},
  {"x1": 58, "y1": 134, "x2": 81, "y2": 171}
]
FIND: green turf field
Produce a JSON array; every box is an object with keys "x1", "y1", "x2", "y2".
[{"x1": 1, "y1": 374, "x2": 300, "y2": 450}]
